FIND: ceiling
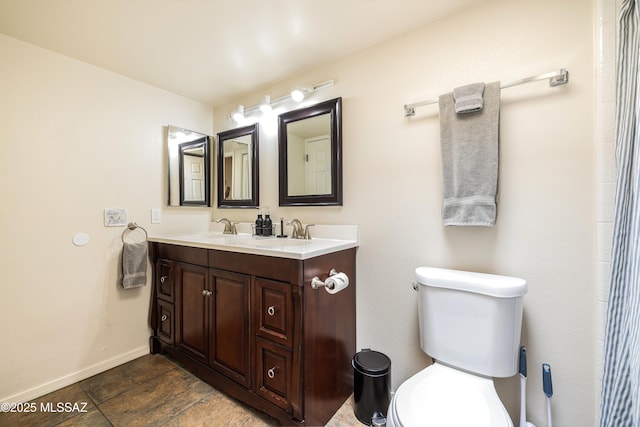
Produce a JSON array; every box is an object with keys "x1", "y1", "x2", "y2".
[{"x1": 0, "y1": 0, "x2": 484, "y2": 107}]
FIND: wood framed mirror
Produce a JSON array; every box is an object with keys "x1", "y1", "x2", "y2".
[
  {"x1": 217, "y1": 123, "x2": 259, "y2": 208},
  {"x1": 278, "y1": 97, "x2": 342, "y2": 206}
]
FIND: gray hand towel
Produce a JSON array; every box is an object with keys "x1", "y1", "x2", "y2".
[
  {"x1": 453, "y1": 82, "x2": 485, "y2": 113},
  {"x1": 438, "y1": 81, "x2": 500, "y2": 226},
  {"x1": 121, "y1": 241, "x2": 148, "y2": 289}
]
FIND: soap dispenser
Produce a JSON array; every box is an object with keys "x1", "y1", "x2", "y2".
[
  {"x1": 255, "y1": 208, "x2": 263, "y2": 236},
  {"x1": 263, "y1": 208, "x2": 273, "y2": 236}
]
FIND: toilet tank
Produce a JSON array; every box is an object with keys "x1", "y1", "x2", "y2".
[{"x1": 415, "y1": 267, "x2": 527, "y2": 378}]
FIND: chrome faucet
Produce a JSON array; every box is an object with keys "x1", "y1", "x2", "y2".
[
  {"x1": 286, "y1": 219, "x2": 315, "y2": 239},
  {"x1": 287, "y1": 219, "x2": 304, "y2": 239},
  {"x1": 216, "y1": 218, "x2": 237, "y2": 235}
]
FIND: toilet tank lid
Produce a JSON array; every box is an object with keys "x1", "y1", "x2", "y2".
[{"x1": 415, "y1": 267, "x2": 527, "y2": 298}]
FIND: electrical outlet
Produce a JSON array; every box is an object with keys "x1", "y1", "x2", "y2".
[
  {"x1": 151, "y1": 208, "x2": 161, "y2": 224},
  {"x1": 104, "y1": 208, "x2": 127, "y2": 227}
]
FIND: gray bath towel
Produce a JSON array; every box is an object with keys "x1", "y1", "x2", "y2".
[
  {"x1": 121, "y1": 241, "x2": 148, "y2": 289},
  {"x1": 439, "y1": 81, "x2": 500, "y2": 226},
  {"x1": 453, "y1": 82, "x2": 485, "y2": 113}
]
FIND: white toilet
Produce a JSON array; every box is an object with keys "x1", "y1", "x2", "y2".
[{"x1": 387, "y1": 267, "x2": 527, "y2": 427}]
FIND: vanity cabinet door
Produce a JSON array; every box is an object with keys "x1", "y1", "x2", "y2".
[
  {"x1": 255, "y1": 278, "x2": 293, "y2": 348},
  {"x1": 209, "y1": 269, "x2": 251, "y2": 389},
  {"x1": 176, "y1": 263, "x2": 209, "y2": 364},
  {"x1": 255, "y1": 338, "x2": 293, "y2": 412}
]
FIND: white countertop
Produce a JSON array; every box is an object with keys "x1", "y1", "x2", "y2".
[{"x1": 148, "y1": 226, "x2": 358, "y2": 260}]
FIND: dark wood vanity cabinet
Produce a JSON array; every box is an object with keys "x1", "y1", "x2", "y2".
[{"x1": 148, "y1": 242, "x2": 356, "y2": 426}]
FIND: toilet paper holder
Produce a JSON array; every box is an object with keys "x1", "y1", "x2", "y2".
[{"x1": 311, "y1": 268, "x2": 339, "y2": 290}]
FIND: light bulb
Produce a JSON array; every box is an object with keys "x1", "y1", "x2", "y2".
[
  {"x1": 291, "y1": 89, "x2": 305, "y2": 103},
  {"x1": 231, "y1": 105, "x2": 244, "y2": 122}
]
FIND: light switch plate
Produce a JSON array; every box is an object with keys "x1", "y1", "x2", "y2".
[
  {"x1": 151, "y1": 208, "x2": 161, "y2": 224},
  {"x1": 105, "y1": 208, "x2": 127, "y2": 227}
]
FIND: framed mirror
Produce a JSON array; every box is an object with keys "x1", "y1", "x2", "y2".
[
  {"x1": 167, "y1": 125, "x2": 211, "y2": 207},
  {"x1": 278, "y1": 97, "x2": 342, "y2": 206},
  {"x1": 217, "y1": 123, "x2": 259, "y2": 208}
]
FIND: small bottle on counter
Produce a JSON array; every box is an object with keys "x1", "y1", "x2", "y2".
[
  {"x1": 263, "y1": 208, "x2": 273, "y2": 236},
  {"x1": 255, "y1": 208, "x2": 263, "y2": 236}
]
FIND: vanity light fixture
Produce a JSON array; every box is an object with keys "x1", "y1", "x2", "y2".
[{"x1": 228, "y1": 80, "x2": 334, "y2": 122}]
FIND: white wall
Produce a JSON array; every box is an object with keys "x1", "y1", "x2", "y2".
[
  {"x1": 0, "y1": 34, "x2": 213, "y2": 402},
  {"x1": 212, "y1": 1, "x2": 596, "y2": 425}
]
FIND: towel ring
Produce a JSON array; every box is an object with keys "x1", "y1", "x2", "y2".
[{"x1": 121, "y1": 222, "x2": 148, "y2": 244}]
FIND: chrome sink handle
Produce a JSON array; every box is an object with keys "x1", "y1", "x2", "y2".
[{"x1": 304, "y1": 224, "x2": 315, "y2": 240}]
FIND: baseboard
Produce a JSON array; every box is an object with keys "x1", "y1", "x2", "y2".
[{"x1": 1, "y1": 346, "x2": 149, "y2": 404}]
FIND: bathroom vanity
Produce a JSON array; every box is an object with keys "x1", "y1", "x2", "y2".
[{"x1": 147, "y1": 231, "x2": 357, "y2": 426}]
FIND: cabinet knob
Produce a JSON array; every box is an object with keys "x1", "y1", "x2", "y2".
[
  {"x1": 267, "y1": 367, "x2": 278, "y2": 379},
  {"x1": 202, "y1": 290, "x2": 212, "y2": 297},
  {"x1": 160, "y1": 275, "x2": 169, "y2": 283},
  {"x1": 267, "y1": 305, "x2": 277, "y2": 316},
  {"x1": 161, "y1": 314, "x2": 168, "y2": 322}
]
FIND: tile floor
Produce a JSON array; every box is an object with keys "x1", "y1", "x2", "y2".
[{"x1": 0, "y1": 354, "x2": 362, "y2": 427}]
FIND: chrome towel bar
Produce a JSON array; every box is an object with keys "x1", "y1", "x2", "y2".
[{"x1": 403, "y1": 68, "x2": 569, "y2": 117}]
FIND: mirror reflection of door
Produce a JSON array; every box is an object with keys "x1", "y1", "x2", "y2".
[
  {"x1": 224, "y1": 156, "x2": 233, "y2": 199},
  {"x1": 178, "y1": 139, "x2": 210, "y2": 206},
  {"x1": 182, "y1": 147, "x2": 205, "y2": 201},
  {"x1": 286, "y1": 113, "x2": 331, "y2": 196},
  {"x1": 216, "y1": 123, "x2": 259, "y2": 208},
  {"x1": 241, "y1": 152, "x2": 249, "y2": 198},
  {"x1": 305, "y1": 136, "x2": 331, "y2": 194},
  {"x1": 222, "y1": 137, "x2": 251, "y2": 200}
]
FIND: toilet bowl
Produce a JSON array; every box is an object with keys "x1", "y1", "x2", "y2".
[
  {"x1": 388, "y1": 267, "x2": 527, "y2": 427},
  {"x1": 387, "y1": 363, "x2": 512, "y2": 426}
]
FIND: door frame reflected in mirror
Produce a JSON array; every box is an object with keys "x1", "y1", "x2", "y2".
[
  {"x1": 278, "y1": 97, "x2": 342, "y2": 206},
  {"x1": 178, "y1": 138, "x2": 210, "y2": 206},
  {"x1": 217, "y1": 123, "x2": 260, "y2": 208}
]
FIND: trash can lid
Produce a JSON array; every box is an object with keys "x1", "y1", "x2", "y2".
[{"x1": 353, "y1": 349, "x2": 391, "y2": 375}]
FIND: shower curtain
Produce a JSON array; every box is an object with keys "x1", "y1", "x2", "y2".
[{"x1": 600, "y1": 1, "x2": 640, "y2": 425}]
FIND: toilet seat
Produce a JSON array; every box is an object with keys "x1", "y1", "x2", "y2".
[{"x1": 388, "y1": 362, "x2": 513, "y2": 427}]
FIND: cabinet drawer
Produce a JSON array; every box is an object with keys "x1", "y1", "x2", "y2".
[
  {"x1": 255, "y1": 338, "x2": 292, "y2": 412},
  {"x1": 255, "y1": 278, "x2": 293, "y2": 348},
  {"x1": 156, "y1": 259, "x2": 175, "y2": 302},
  {"x1": 157, "y1": 300, "x2": 174, "y2": 345},
  {"x1": 155, "y1": 243, "x2": 208, "y2": 266}
]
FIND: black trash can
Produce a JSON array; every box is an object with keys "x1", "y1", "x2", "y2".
[{"x1": 352, "y1": 349, "x2": 391, "y2": 425}]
